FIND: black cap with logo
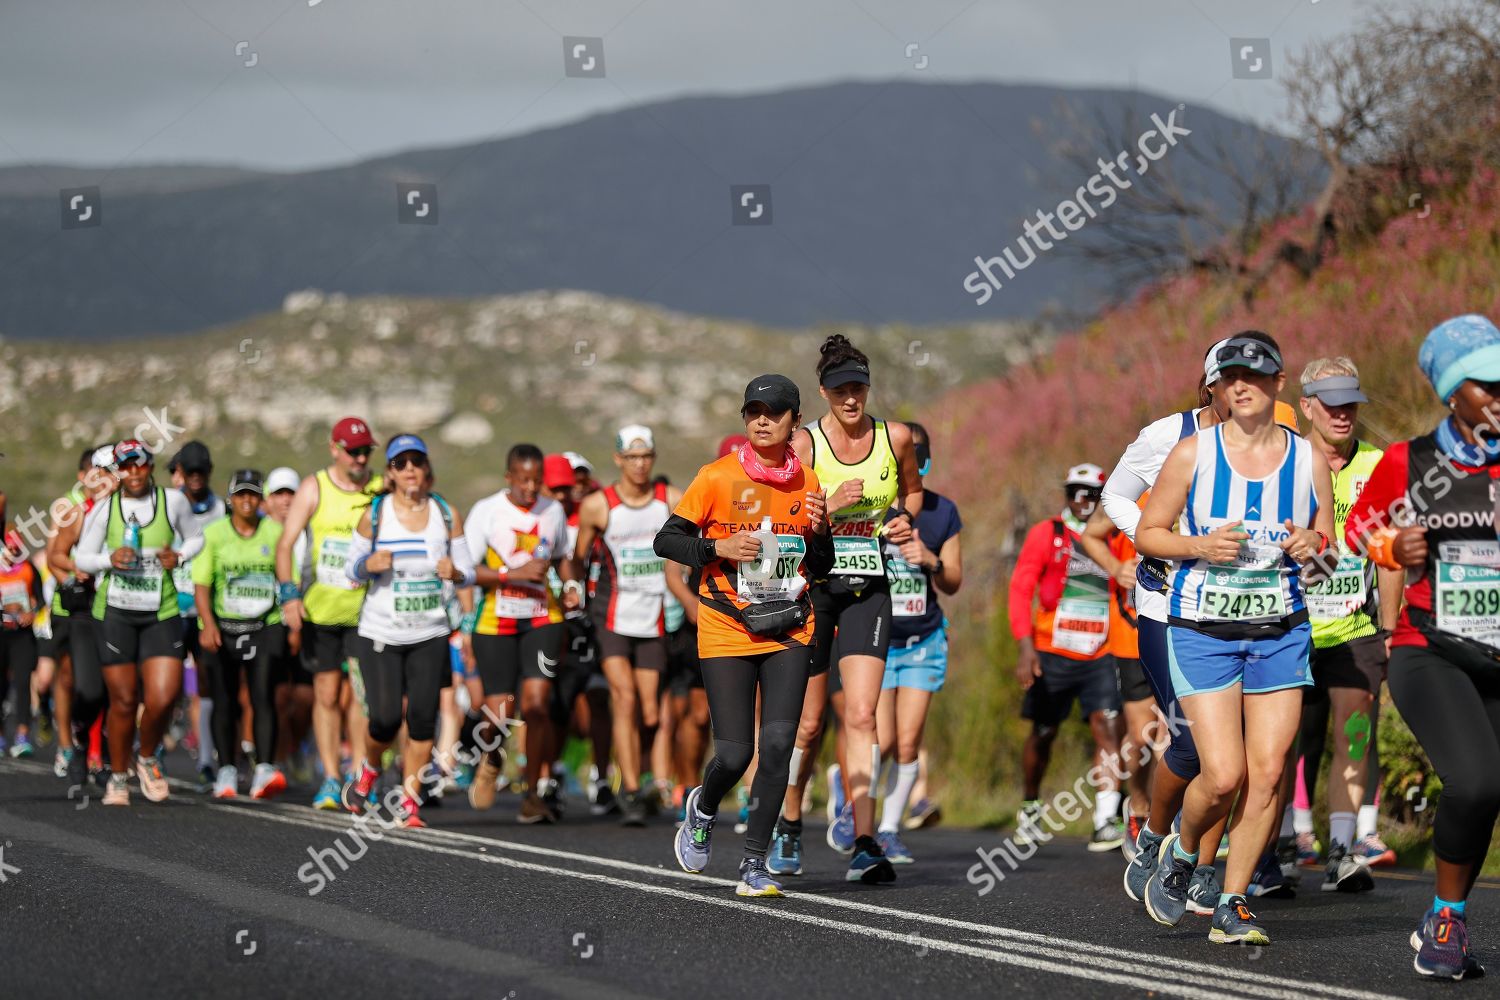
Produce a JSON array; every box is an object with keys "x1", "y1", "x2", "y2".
[
  {"x1": 228, "y1": 469, "x2": 264, "y2": 495},
  {"x1": 741, "y1": 374, "x2": 801, "y2": 415}
]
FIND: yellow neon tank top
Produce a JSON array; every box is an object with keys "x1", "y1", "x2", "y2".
[
  {"x1": 807, "y1": 416, "x2": 899, "y2": 579},
  {"x1": 303, "y1": 469, "x2": 383, "y2": 626}
]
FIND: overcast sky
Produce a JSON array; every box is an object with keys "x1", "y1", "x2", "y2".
[{"x1": 0, "y1": 0, "x2": 1441, "y2": 172}]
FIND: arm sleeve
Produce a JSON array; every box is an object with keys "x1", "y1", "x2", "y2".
[
  {"x1": 1007, "y1": 522, "x2": 1049, "y2": 641},
  {"x1": 1101, "y1": 465, "x2": 1150, "y2": 541},
  {"x1": 655, "y1": 515, "x2": 709, "y2": 566},
  {"x1": 449, "y1": 533, "x2": 476, "y2": 587},
  {"x1": 345, "y1": 527, "x2": 374, "y2": 582},
  {"x1": 73, "y1": 503, "x2": 113, "y2": 575},
  {"x1": 167, "y1": 492, "x2": 206, "y2": 561}
]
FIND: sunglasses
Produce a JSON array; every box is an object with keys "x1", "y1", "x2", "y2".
[
  {"x1": 344, "y1": 446, "x2": 373, "y2": 459},
  {"x1": 1214, "y1": 341, "x2": 1282, "y2": 374},
  {"x1": 390, "y1": 453, "x2": 429, "y2": 471},
  {"x1": 1069, "y1": 487, "x2": 1103, "y2": 502}
]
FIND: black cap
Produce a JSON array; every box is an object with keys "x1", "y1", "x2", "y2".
[
  {"x1": 819, "y1": 358, "x2": 871, "y2": 389},
  {"x1": 175, "y1": 440, "x2": 213, "y2": 474},
  {"x1": 228, "y1": 469, "x2": 263, "y2": 495},
  {"x1": 741, "y1": 374, "x2": 801, "y2": 415}
]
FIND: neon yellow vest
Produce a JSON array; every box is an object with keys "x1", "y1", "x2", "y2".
[
  {"x1": 807, "y1": 416, "x2": 900, "y2": 578},
  {"x1": 92, "y1": 487, "x2": 177, "y2": 621},
  {"x1": 302, "y1": 469, "x2": 383, "y2": 627},
  {"x1": 1309, "y1": 440, "x2": 1384, "y2": 648}
]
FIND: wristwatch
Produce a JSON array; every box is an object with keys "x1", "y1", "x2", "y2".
[{"x1": 930, "y1": 557, "x2": 944, "y2": 576}]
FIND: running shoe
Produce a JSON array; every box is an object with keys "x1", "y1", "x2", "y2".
[
  {"x1": 846, "y1": 836, "x2": 896, "y2": 884},
  {"x1": 620, "y1": 789, "x2": 648, "y2": 827},
  {"x1": 1210, "y1": 895, "x2": 1270, "y2": 946},
  {"x1": 1143, "y1": 833, "x2": 1192, "y2": 927},
  {"x1": 135, "y1": 755, "x2": 170, "y2": 802},
  {"x1": 250, "y1": 763, "x2": 287, "y2": 800},
  {"x1": 519, "y1": 793, "x2": 557, "y2": 825},
  {"x1": 468, "y1": 755, "x2": 502, "y2": 811},
  {"x1": 1124, "y1": 825, "x2": 1165, "y2": 903},
  {"x1": 102, "y1": 773, "x2": 130, "y2": 806},
  {"x1": 452, "y1": 761, "x2": 475, "y2": 791},
  {"x1": 0, "y1": 733, "x2": 8, "y2": 755},
  {"x1": 1246, "y1": 848, "x2": 1296, "y2": 899},
  {"x1": 1088, "y1": 819, "x2": 1124, "y2": 853},
  {"x1": 66, "y1": 745, "x2": 88, "y2": 790},
  {"x1": 213, "y1": 765, "x2": 238, "y2": 799},
  {"x1": 1275, "y1": 836, "x2": 1299, "y2": 880},
  {"x1": 1321, "y1": 843, "x2": 1375, "y2": 893},
  {"x1": 590, "y1": 781, "x2": 618, "y2": 817},
  {"x1": 825, "y1": 763, "x2": 845, "y2": 823},
  {"x1": 1186, "y1": 865, "x2": 1222, "y2": 916},
  {"x1": 348, "y1": 762, "x2": 380, "y2": 814},
  {"x1": 1014, "y1": 800, "x2": 1044, "y2": 846},
  {"x1": 540, "y1": 778, "x2": 564, "y2": 820},
  {"x1": 1295, "y1": 830, "x2": 1321, "y2": 867},
  {"x1": 399, "y1": 794, "x2": 427, "y2": 829},
  {"x1": 1353, "y1": 833, "x2": 1397, "y2": 868},
  {"x1": 737, "y1": 856, "x2": 786, "y2": 898},
  {"x1": 735, "y1": 786, "x2": 750, "y2": 835},
  {"x1": 903, "y1": 797, "x2": 942, "y2": 830},
  {"x1": 1122, "y1": 814, "x2": 1145, "y2": 864},
  {"x1": 1412, "y1": 907, "x2": 1483, "y2": 980},
  {"x1": 768, "y1": 824, "x2": 803, "y2": 876},
  {"x1": 827, "y1": 801, "x2": 856, "y2": 855},
  {"x1": 674, "y1": 786, "x2": 714, "y2": 874},
  {"x1": 196, "y1": 764, "x2": 215, "y2": 793},
  {"x1": 53, "y1": 746, "x2": 74, "y2": 779},
  {"x1": 8, "y1": 736, "x2": 34, "y2": 758},
  {"x1": 312, "y1": 775, "x2": 342, "y2": 811},
  {"x1": 877, "y1": 829, "x2": 914, "y2": 865}
]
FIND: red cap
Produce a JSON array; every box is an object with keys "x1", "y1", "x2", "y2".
[
  {"x1": 717, "y1": 434, "x2": 749, "y2": 459},
  {"x1": 543, "y1": 453, "x2": 576, "y2": 490},
  {"x1": 332, "y1": 417, "x2": 374, "y2": 449}
]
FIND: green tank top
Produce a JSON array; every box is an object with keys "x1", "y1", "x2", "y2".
[
  {"x1": 50, "y1": 483, "x2": 90, "y2": 618},
  {"x1": 302, "y1": 469, "x2": 382, "y2": 626},
  {"x1": 193, "y1": 516, "x2": 283, "y2": 624},
  {"x1": 807, "y1": 416, "x2": 900, "y2": 578},
  {"x1": 1308, "y1": 440, "x2": 1385, "y2": 648},
  {"x1": 92, "y1": 487, "x2": 178, "y2": 621}
]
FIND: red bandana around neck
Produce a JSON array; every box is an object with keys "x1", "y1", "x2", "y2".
[{"x1": 737, "y1": 441, "x2": 801, "y2": 485}]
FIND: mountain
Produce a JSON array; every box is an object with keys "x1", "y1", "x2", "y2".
[
  {"x1": 0, "y1": 289, "x2": 1040, "y2": 521},
  {"x1": 0, "y1": 81, "x2": 1305, "y2": 339}
]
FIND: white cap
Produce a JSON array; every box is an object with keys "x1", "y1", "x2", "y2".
[
  {"x1": 1065, "y1": 463, "x2": 1106, "y2": 488},
  {"x1": 1204, "y1": 337, "x2": 1231, "y2": 385},
  {"x1": 614, "y1": 424, "x2": 655, "y2": 454},
  {"x1": 265, "y1": 467, "x2": 301, "y2": 494},
  {"x1": 563, "y1": 451, "x2": 592, "y2": 473},
  {"x1": 90, "y1": 445, "x2": 116, "y2": 469}
]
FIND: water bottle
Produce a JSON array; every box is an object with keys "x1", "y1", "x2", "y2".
[
  {"x1": 532, "y1": 538, "x2": 551, "y2": 563},
  {"x1": 123, "y1": 515, "x2": 141, "y2": 570},
  {"x1": 740, "y1": 517, "x2": 778, "y2": 585}
]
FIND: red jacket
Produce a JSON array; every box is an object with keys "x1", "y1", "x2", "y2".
[{"x1": 1009, "y1": 517, "x2": 1082, "y2": 657}]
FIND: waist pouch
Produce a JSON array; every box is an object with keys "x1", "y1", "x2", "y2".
[
  {"x1": 1136, "y1": 558, "x2": 1171, "y2": 594},
  {"x1": 1408, "y1": 606, "x2": 1500, "y2": 675},
  {"x1": 702, "y1": 595, "x2": 810, "y2": 638},
  {"x1": 59, "y1": 580, "x2": 93, "y2": 614}
]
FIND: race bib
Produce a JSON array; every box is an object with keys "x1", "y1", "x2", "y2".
[
  {"x1": 392, "y1": 572, "x2": 444, "y2": 631},
  {"x1": 1435, "y1": 540, "x2": 1500, "y2": 646},
  {"x1": 1199, "y1": 566, "x2": 1286, "y2": 623},
  {"x1": 885, "y1": 552, "x2": 927, "y2": 618},
  {"x1": 1305, "y1": 555, "x2": 1368, "y2": 621},
  {"x1": 617, "y1": 546, "x2": 666, "y2": 593},
  {"x1": 831, "y1": 534, "x2": 883, "y2": 577},
  {"x1": 108, "y1": 552, "x2": 165, "y2": 612},
  {"x1": 315, "y1": 536, "x2": 357, "y2": 589},
  {"x1": 494, "y1": 580, "x2": 548, "y2": 621},
  {"x1": 737, "y1": 535, "x2": 807, "y2": 604},
  {"x1": 1052, "y1": 570, "x2": 1110, "y2": 656},
  {"x1": 223, "y1": 571, "x2": 276, "y2": 619}
]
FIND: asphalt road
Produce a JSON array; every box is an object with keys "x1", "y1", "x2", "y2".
[{"x1": 0, "y1": 756, "x2": 1479, "y2": 999}]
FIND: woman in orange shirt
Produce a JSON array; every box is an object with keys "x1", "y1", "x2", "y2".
[{"x1": 654, "y1": 374, "x2": 833, "y2": 898}]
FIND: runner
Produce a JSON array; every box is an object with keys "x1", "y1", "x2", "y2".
[
  {"x1": 463, "y1": 443, "x2": 580, "y2": 823},
  {"x1": 1345, "y1": 314, "x2": 1500, "y2": 980},
  {"x1": 778, "y1": 335, "x2": 923, "y2": 883},
  {"x1": 276, "y1": 418, "x2": 383, "y2": 810},
  {"x1": 37, "y1": 448, "x2": 94, "y2": 775},
  {"x1": 74, "y1": 439, "x2": 206, "y2": 806},
  {"x1": 1284, "y1": 357, "x2": 1393, "y2": 893},
  {"x1": 262, "y1": 466, "x2": 314, "y2": 782},
  {"x1": 1009, "y1": 464, "x2": 1126, "y2": 852},
  {"x1": 346, "y1": 435, "x2": 474, "y2": 828},
  {"x1": 866, "y1": 422, "x2": 962, "y2": 866},
  {"x1": 573, "y1": 425, "x2": 682, "y2": 826},
  {"x1": 170, "y1": 442, "x2": 225, "y2": 787},
  {"x1": 193, "y1": 469, "x2": 289, "y2": 800},
  {"x1": 657, "y1": 373, "x2": 833, "y2": 896},
  {"x1": 1137, "y1": 334, "x2": 1333, "y2": 946},
  {"x1": 0, "y1": 530, "x2": 44, "y2": 756}
]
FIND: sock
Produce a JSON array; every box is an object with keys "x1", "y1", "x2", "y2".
[
  {"x1": 855, "y1": 833, "x2": 879, "y2": 853},
  {"x1": 1357, "y1": 803, "x2": 1379, "y2": 841},
  {"x1": 1280, "y1": 805, "x2": 1296, "y2": 838},
  {"x1": 1219, "y1": 891, "x2": 1240, "y2": 907},
  {"x1": 879, "y1": 761, "x2": 920, "y2": 833},
  {"x1": 1094, "y1": 790, "x2": 1122, "y2": 829},
  {"x1": 1293, "y1": 807, "x2": 1314, "y2": 836},
  {"x1": 1435, "y1": 896, "x2": 1467, "y2": 917},
  {"x1": 778, "y1": 816, "x2": 802, "y2": 835},
  {"x1": 1329, "y1": 811, "x2": 1356, "y2": 851},
  {"x1": 1172, "y1": 840, "x2": 1199, "y2": 865}
]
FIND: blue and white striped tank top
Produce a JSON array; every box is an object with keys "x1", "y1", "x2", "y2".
[{"x1": 1169, "y1": 425, "x2": 1316, "y2": 625}]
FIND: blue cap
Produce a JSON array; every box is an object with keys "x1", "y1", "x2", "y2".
[
  {"x1": 385, "y1": 434, "x2": 428, "y2": 462},
  {"x1": 1420, "y1": 315, "x2": 1500, "y2": 402}
]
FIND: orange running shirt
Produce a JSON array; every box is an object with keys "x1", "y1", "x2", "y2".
[
  {"x1": 673, "y1": 454, "x2": 823, "y2": 659},
  {"x1": 1108, "y1": 529, "x2": 1140, "y2": 659}
]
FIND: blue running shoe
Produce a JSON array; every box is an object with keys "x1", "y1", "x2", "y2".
[
  {"x1": 827, "y1": 802, "x2": 856, "y2": 855},
  {"x1": 453, "y1": 762, "x2": 474, "y2": 791},
  {"x1": 1210, "y1": 894, "x2": 1270, "y2": 945},
  {"x1": 825, "y1": 763, "x2": 845, "y2": 823},
  {"x1": 737, "y1": 856, "x2": 785, "y2": 898},
  {"x1": 1247, "y1": 847, "x2": 1296, "y2": 899},
  {"x1": 734, "y1": 786, "x2": 750, "y2": 835},
  {"x1": 768, "y1": 824, "x2": 803, "y2": 876},
  {"x1": 1412, "y1": 907, "x2": 1485, "y2": 980},
  {"x1": 877, "y1": 830, "x2": 914, "y2": 865},
  {"x1": 1186, "y1": 865, "x2": 1222, "y2": 916},
  {"x1": 1124, "y1": 826, "x2": 1165, "y2": 903},
  {"x1": 846, "y1": 837, "x2": 896, "y2": 884},
  {"x1": 1144, "y1": 833, "x2": 1193, "y2": 927},
  {"x1": 313, "y1": 775, "x2": 342, "y2": 811},
  {"x1": 674, "y1": 786, "x2": 714, "y2": 874}
]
